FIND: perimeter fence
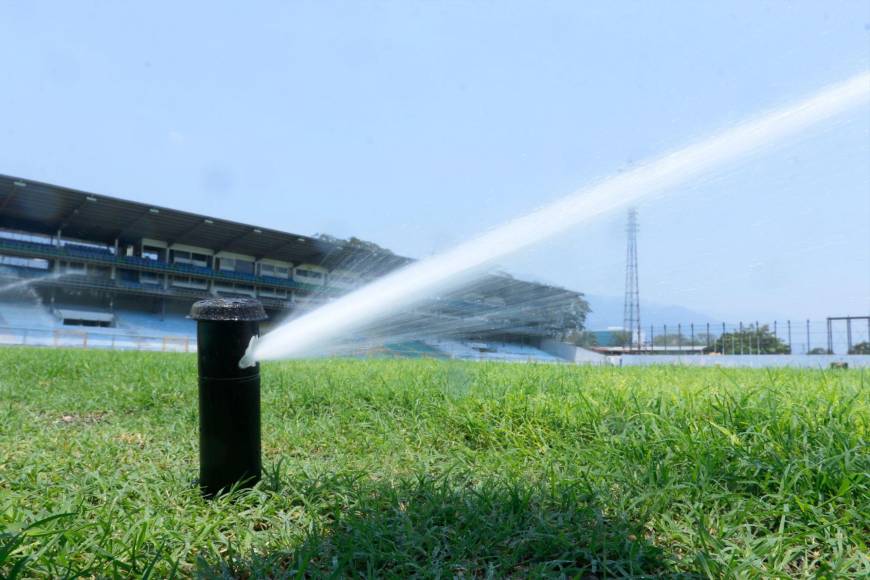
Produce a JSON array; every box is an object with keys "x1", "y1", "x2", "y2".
[{"x1": 631, "y1": 316, "x2": 870, "y2": 355}]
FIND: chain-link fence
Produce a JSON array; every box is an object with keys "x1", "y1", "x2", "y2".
[
  {"x1": 2, "y1": 317, "x2": 868, "y2": 358},
  {"x1": 637, "y1": 317, "x2": 870, "y2": 355}
]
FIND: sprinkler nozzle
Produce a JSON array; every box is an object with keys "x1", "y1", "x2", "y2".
[
  {"x1": 190, "y1": 298, "x2": 268, "y2": 497},
  {"x1": 239, "y1": 335, "x2": 259, "y2": 369}
]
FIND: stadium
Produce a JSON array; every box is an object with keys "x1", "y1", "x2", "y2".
[
  {"x1": 3, "y1": 4, "x2": 868, "y2": 576},
  {"x1": 0, "y1": 174, "x2": 586, "y2": 362}
]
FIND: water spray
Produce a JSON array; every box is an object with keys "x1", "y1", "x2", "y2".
[
  {"x1": 252, "y1": 71, "x2": 870, "y2": 362},
  {"x1": 190, "y1": 298, "x2": 267, "y2": 497},
  {"x1": 0, "y1": 272, "x2": 69, "y2": 294}
]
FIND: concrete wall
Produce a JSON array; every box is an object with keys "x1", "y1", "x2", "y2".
[
  {"x1": 259, "y1": 257, "x2": 292, "y2": 268},
  {"x1": 538, "y1": 341, "x2": 870, "y2": 368},
  {"x1": 215, "y1": 250, "x2": 255, "y2": 262},
  {"x1": 540, "y1": 339, "x2": 607, "y2": 364},
  {"x1": 169, "y1": 243, "x2": 213, "y2": 255},
  {"x1": 618, "y1": 354, "x2": 870, "y2": 368}
]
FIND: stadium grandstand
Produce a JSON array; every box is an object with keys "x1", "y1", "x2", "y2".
[{"x1": 0, "y1": 174, "x2": 588, "y2": 361}]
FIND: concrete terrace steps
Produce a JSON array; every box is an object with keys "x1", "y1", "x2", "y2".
[{"x1": 384, "y1": 340, "x2": 450, "y2": 359}]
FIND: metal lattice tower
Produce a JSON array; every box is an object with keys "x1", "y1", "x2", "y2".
[{"x1": 623, "y1": 208, "x2": 641, "y2": 350}]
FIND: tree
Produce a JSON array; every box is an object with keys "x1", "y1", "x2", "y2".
[
  {"x1": 610, "y1": 330, "x2": 632, "y2": 347},
  {"x1": 532, "y1": 295, "x2": 591, "y2": 339},
  {"x1": 849, "y1": 342, "x2": 870, "y2": 355},
  {"x1": 652, "y1": 333, "x2": 689, "y2": 347},
  {"x1": 687, "y1": 332, "x2": 715, "y2": 347},
  {"x1": 571, "y1": 331, "x2": 598, "y2": 348},
  {"x1": 710, "y1": 324, "x2": 790, "y2": 354},
  {"x1": 651, "y1": 331, "x2": 713, "y2": 347},
  {"x1": 808, "y1": 347, "x2": 829, "y2": 355}
]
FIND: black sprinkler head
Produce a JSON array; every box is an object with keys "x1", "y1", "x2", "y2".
[{"x1": 190, "y1": 298, "x2": 268, "y2": 497}]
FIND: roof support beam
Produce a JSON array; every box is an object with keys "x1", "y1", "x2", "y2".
[
  {"x1": 0, "y1": 178, "x2": 32, "y2": 212},
  {"x1": 263, "y1": 240, "x2": 300, "y2": 258},
  {"x1": 166, "y1": 219, "x2": 210, "y2": 246},
  {"x1": 253, "y1": 239, "x2": 303, "y2": 262},
  {"x1": 215, "y1": 228, "x2": 260, "y2": 254},
  {"x1": 56, "y1": 198, "x2": 94, "y2": 231},
  {"x1": 113, "y1": 208, "x2": 154, "y2": 240},
  {"x1": 0, "y1": 185, "x2": 19, "y2": 212}
]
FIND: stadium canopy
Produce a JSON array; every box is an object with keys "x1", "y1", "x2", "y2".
[
  {"x1": 0, "y1": 174, "x2": 408, "y2": 272},
  {"x1": 0, "y1": 174, "x2": 584, "y2": 307}
]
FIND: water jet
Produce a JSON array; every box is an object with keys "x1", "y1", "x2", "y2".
[
  {"x1": 190, "y1": 298, "x2": 267, "y2": 497},
  {"x1": 252, "y1": 72, "x2": 870, "y2": 363}
]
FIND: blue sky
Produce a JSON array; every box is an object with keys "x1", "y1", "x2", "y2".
[{"x1": 1, "y1": 1, "x2": 868, "y2": 322}]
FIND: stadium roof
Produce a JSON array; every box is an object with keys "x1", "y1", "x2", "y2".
[
  {"x1": 0, "y1": 174, "x2": 584, "y2": 302},
  {"x1": 0, "y1": 174, "x2": 408, "y2": 272}
]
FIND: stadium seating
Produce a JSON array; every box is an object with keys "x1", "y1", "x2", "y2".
[
  {"x1": 383, "y1": 341, "x2": 449, "y2": 359},
  {"x1": 0, "y1": 300, "x2": 57, "y2": 328},
  {"x1": 114, "y1": 310, "x2": 196, "y2": 337},
  {"x1": 0, "y1": 237, "x2": 346, "y2": 298},
  {"x1": 0, "y1": 297, "x2": 565, "y2": 362},
  {"x1": 62, "y1": 243, "x2": 114, "y2": 257},
  {"x1": 0, "y1": 298, "x2": 195, "y2": 338},
  {"x1": 0, "y1": 246, "x2": 563, "y2": 361},
  {"x1": 426, "y1": 339, "x2": 564, "y2": 363}
]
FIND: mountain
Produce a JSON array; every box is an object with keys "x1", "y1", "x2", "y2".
[{"x1": 584, "y1": 294, "x2": 719, "y2": 329}]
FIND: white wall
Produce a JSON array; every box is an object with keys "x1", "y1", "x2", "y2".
[
  {"x1": 259, "y1": 258, "x2": 292, "y2": 268},
  {"x1": 170, "y1": 243, "x2": 214, "y2": 255},
  {"x1": 294, "y1": 263, "x2": 327, "y2": 285},
  {"x1": 215, "y1": 250, "x2": 255, "y2": 261},
  {"x1": 618, "y1": 354, "x2": 870, "y2": 368},
  {"x1": 295, "y1": 263, "x2": 327, "y2": 274},
  {"x1": 540, "y1": 339, "x2": 607, "y2": 364}
]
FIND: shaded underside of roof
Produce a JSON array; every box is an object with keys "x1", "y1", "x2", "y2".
[{"x1": 55, "y1": 308, "x2": 115, "y2": 322}]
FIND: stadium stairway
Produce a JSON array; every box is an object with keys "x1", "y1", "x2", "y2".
[
  {"x1": 0, "y1": 300, "x2": 58, "y2": 329},
  {"x1": 114, "y1": 310, "x2": 196, "y2": 338},
  {"x1": 383, "y1": 340, "x2": 450, "y2": 359},
  {"x1": 0, "y1": 301, "x2": 197, "y2": 338},
  {"x1": 426, "y1": 339, "x2": 565, "y2": 363}
]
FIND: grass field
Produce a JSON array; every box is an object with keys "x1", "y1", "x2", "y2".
[{"x1": 0, "y1": 348, "x2": 867, "y2": 578}]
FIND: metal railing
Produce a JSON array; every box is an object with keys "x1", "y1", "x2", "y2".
[
  {"x1": 0, "y1": 237, "x2": 327, "y2": 293},
  {"x1": 0, "y1": 325, "x2": 194, "y2": 352}
]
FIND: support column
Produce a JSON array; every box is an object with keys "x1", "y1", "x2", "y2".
[
  {"x1": 54, "y1": 230, "x2": 62, "y2": 274},
  {"x1": 111, "y1": 238, "x2": 118, "y2": 280},
  {"x1": 846, "y1": 318, "x2": 852, "y2": 354},
  {"x1": 827, "y1": 318, "x2": 833, "y2": 354}
]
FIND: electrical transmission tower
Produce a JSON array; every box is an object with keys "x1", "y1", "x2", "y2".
[{"x1": 623, "y1": 208, "x2": 641, "y2": 351}]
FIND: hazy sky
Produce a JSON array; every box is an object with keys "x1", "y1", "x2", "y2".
[{"x1": 1, "y1": 1, "x2": 868, "y2": 321}]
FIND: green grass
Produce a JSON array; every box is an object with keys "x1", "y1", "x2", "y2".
[{"x1": 0, "y1": 348, "x2": 867, "y2": 578}]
